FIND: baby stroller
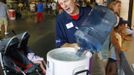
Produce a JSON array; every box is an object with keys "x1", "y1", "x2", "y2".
[
  {"x1": 15, "y1": 32, "x2": 46, "y2": 74},
  {"x1": 0, "y1": 36, "x2": 41, "y2": 75}
]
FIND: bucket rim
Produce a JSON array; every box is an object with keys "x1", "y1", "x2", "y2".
[{"x1": 47, "y1": 47, "x2": 92, "y2": 62}]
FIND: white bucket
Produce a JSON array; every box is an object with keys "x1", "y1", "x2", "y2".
[{"x1": 46, "y1": 47, "x2": 92, "y2": 75}]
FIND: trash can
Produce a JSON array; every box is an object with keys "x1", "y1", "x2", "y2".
[{"x1": 8, "y1": 9, "x2": 16, "y2": 20}]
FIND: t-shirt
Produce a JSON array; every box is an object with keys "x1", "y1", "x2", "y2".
[{"x1": 37, "y1": 3, "x2": 44, "y2": 12}]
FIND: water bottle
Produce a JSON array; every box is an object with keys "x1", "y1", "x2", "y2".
[{"x1": 75, "y1": 5, "x2": 117, "y2": 56}]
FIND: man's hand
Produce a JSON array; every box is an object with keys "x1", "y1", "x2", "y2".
[{"x1": 61, "y1": 43, "x2": 80, "y2": 50}]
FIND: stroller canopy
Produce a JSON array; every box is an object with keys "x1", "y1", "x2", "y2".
[
  {"x1": 0, "y1": 36, "x2": 19, "y2": 54},
  {"x1": 16, "y1": 32, "x2": 30, "y2": 49}
]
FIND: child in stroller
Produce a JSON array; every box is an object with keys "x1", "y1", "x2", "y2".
[
  {"x1": 16, "y1": 32, "x2": 46, "y2": 75},
  {"x1": 0, "y1": 36, "x2": 41, "y2": 75},
  {"x1": 27, "y1": 52, "x2": 46, "y2": 75}
]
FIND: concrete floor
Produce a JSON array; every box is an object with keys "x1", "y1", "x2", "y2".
[{"x1": 0, "y1": 11, "x2": 134, "y2": 75}]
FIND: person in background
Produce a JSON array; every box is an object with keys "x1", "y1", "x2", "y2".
[
  {"x1": 24, "y1": 0, "x2": 29, "y2": 9},
  {"x1": 108, "y1": 0, "x2": 121, "y2": 25},
  {"x1": 51, "y1": 1, "x2": 57, "y2": 15},
  {"x1": 118, "y1": 18, "x2": 133, "y2": 40},
  {"x1": 18, "y1": 2, "x2": 24, "y2": 12},
  {"x1": 0, "y1": 1, "x2": 8, "y2": 35},
  {"x1": 108, "y1": 0, "x2": 132, "y2": 40},
  {"x1": 108, "y1": 0, "x2": 122, "y2": 52},
  {"x1": 104, "y1": 1, "x2": 127, "y2": 75},
  {"x1": 113, "y1": 18, "x2": 128, "y2": 52},
  {"x1": 120, "y1": 22, "x2": 134, "y2": 39},
  {"x1": 81, "y1": 0, "x2": 86, "y2": 7},
  {"x1": 47, "y1": 2, "x2": 52, "y2": 15},
  {"x1": 29, "y1": 2, "x2": 36, "y2": 13},
  {"x1": 94, "y1": 1, "x2": 123, "y2": 75},
  {"x1": 36, "y1": 0, "x2": 44, "y2": 23}
]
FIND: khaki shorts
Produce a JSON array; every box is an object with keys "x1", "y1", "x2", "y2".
[{"x1": 0, "y1": 18, "x2": 8, "y2": 27}]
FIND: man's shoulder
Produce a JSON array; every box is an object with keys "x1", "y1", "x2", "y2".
[
  {"x1": 80, "y1": 6, "x2": 92, "y2": 12},
  {"x1": 56, "y1": 12, "x2": 66, "y2": 20}
]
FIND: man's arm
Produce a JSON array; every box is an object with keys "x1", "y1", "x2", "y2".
[{"x1": 55, "y1": 17, "x2": 66, "y2": 47}]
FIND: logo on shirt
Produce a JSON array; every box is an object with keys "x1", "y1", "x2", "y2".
[{"x1": 66, "y1": 22, "x2": 74, "y2": 29}]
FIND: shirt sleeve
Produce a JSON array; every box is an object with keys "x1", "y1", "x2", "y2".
[{"x1": 55, "y1": 16, "x2": 67, "y2": 48}]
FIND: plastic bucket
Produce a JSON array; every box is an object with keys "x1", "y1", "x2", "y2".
[{"x1": 46, "y1": 47, "x2": 92, "y2": 75}]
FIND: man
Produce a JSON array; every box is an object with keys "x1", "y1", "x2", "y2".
[
  {"x1": 56, "y1": 0, "x2": 92, "y2": 48},
  {"x1": 0, "y1": 1, "x2": 8, "y2": 35},
  {"x1": 56, "y1": 0, "x2": 118, "y2": 75},
  {"x1": 55, "y1": 1, "x2": 93, "y2": 74}
]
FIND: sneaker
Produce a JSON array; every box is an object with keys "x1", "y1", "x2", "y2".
[{"x1": 4, "y1": 32, "x2": 8, "y2": 35}]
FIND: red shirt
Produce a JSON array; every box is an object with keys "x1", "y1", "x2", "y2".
[{"x1": 71, "y1": 14, "x2": 79, "y2": 20}]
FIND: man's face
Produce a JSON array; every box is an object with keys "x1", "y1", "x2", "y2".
[{"x1": 58, "y1": 0, "x2": 76, "y2": 15}]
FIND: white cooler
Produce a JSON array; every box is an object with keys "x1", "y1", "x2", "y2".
[{"x1": 46, "y1": 47, "x2": 92, "y2": 75}]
